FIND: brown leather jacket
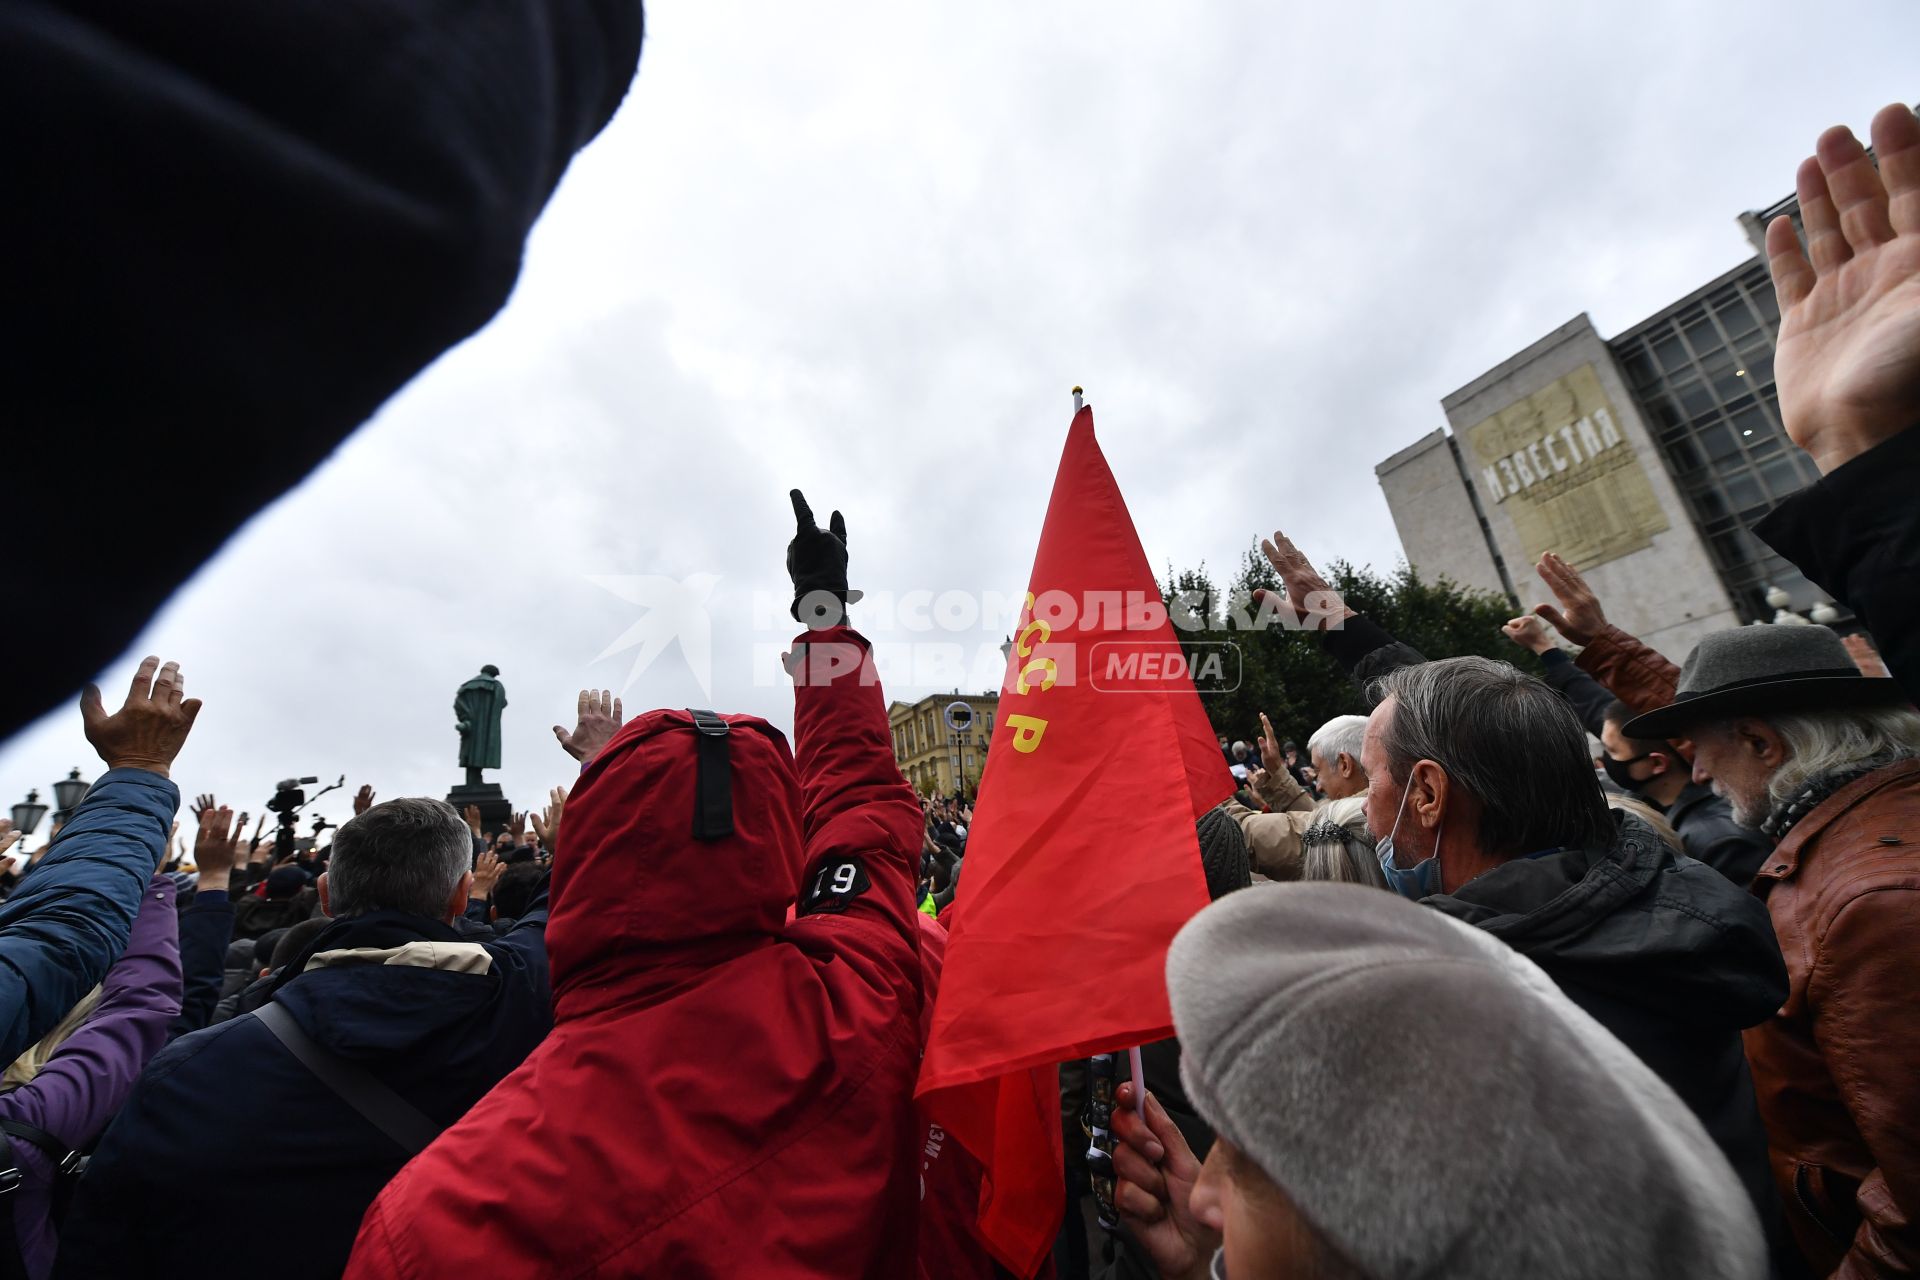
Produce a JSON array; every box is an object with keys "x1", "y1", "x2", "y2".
[
  {"x1": 1581, "y1": 624, "x2": 1920, "y2": 1274},
  {"x1": 1575, "y1": 624, "x2": 1683, "y2": 715},
  {"x1": 1743, "y1": 758, "x2": 1920, "y2": 1278},
  {"x1": 1575, "y1": 626, "x2": 1701, "y2": 765}
]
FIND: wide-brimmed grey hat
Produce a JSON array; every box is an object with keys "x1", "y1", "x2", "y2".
[{"x1": 1623, "y1": 625, "x2": 1906, "y2": 739}]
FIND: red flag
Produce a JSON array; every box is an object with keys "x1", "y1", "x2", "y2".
[{"x1": 916, "y1": 405, "x2": 1234, "y2": 1276}]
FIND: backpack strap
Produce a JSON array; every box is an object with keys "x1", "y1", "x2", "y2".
[
  {"x1": 0, "y1": 1132, "x2": 25, "y2": 1280},
  {"x1": 0, "y1": 1119, "x2": 80, "y2": 1185},
  {"x1": 252, "y1": 1003, "x2": 442, "y2": 1155},
  {"x1": 1, "y1": 1117, "x2": 87, "y2": 1274}
]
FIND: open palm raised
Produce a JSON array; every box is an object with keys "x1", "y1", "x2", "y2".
[{"x1": 1768, "y1": 104, "x2": 1920, "y2": 474}]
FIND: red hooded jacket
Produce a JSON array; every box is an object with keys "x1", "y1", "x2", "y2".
[{"x1": 344, "y1": 628, "x2": 927, "y2": 1278}]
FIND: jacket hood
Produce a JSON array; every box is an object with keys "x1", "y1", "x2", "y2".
[
  {"x1": 268, "y1": 911, "x2": 513, "y2": 1056},
  {"x1": 547, "y1": 709, "x2": 802, "y2": 1007},
  {"x1": 1424, "y1": 812, "x2": 1786, "y2": 1027}
]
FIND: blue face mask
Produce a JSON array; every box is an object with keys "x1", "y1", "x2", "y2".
[{"x1": 1375, "y1": 781, "x2": 1440, "y2": 900}]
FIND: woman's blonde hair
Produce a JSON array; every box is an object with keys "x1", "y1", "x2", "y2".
[{"x1": 2, "y1": 985, "x2": 105, "y2": 1091}]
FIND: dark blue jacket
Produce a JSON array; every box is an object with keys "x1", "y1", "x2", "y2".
[
  {"x1": 0, "y1": 769, "x2": 176, "y2": 1063},
  {"x1": 55, "y1": 884, "x2": 550, "y2": 1280},
  {"x1": 169, "y1": 888, "x2": 236, "y2": 1040}
]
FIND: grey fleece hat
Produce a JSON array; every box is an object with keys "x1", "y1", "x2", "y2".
[{"x1": 1167, "y1": 883, "x2": 1765, "y2": 1280}]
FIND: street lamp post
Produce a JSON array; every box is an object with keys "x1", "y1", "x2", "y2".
[
  {"x1": 50, "y1": 767, "x2": 90, "y2": 828},
  {"x1": 11, "y1": 790, "x2": 49, "y2": 851},
  {"x1": 943, "y1": 701, "x2": 976, "y2": 801}
]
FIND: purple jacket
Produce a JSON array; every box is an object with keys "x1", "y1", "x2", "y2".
[{"x1": 2, "y1": 875, "x2": 181, "y2": 1280}]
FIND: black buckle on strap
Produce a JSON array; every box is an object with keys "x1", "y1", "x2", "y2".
[{"x1": 688, "y1": 709, "x2": 734, "y2": 841}]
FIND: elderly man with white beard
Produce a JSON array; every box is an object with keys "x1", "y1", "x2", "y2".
[{"x1": 1623, "y1": 624, "x2": 1920, "y2": 1278}]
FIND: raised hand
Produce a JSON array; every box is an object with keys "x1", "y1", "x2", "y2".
[
  {"x1": 553, "y1": 689, "x2": 624, "y2": 764},
  {"x1": 1254, "y1": 531, "x2": 1354, "y2": 624},
  {"x1": 1502, "y1": 614, "x2": 1557, "y2": 655},
  {"x1": 0, "y1": 821, "x2": 18, "y2": 859},
  {"x1": 471, "y1": 850, "x2": 505, "y2": 901},
  {"x1": 353, "y1": 784, "x2": 376, "y2": 817},
  {"x1": 508, "y1": 810, "x2": 527, "y2": 843},
  {"x1": 1110, "y1": 1082, "x2": 1219, "y2": 1280},
  {"x1": 462, "y1": 805, "x2": 483, "y2": 839},
  {"x1": 1532, "y1": 552, "x2": 1608, "y2": 646},
  {"x1": 529, "y1": 786, "x2": 567, "y2": 858},
  {"x1": 1258, "y1": 711, "x2": 1283, "y2": 773},
  {"x1": 191, "y1": 794, "x2": 216, "y2": 822},
  {"x1": 80, "y1": 656, "x2": 204, "y2": 778},
  {"x1": 1842, "y1": 632, "x2": 1891, "y2": 678},
  {"x1": 194, "y1": 805, "x2": 245, "y2": 888},
  {"x1": 786, "y1": 489, "x2": 861, "y2": 628},
  {"x1": 1767, "y1": 105, "x2": 1920, "y2": 474}
]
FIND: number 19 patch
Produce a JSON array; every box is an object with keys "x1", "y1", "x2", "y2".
[{"x1": 799, "y1": 856, "x2": 872, "y2": 916}]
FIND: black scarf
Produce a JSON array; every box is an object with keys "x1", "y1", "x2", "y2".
[{"x1": 1760, "y1": 765, "x2": 1881, "y2": 840}]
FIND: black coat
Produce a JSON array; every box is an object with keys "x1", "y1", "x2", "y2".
[
  {"x1": 1755, "y1": 427, "x2": 1920, "y2": 705},
  {"x1": 2, "y1": 0, "x2": 645, "y2": 741},
  {"x1": 56, "y1": 892, "x2": 550, "y2": 1280},
  {"x1": 230, "y1": 894, "x2": 310, "y2": 941},
  {"x1": 1424, "y1": 813, "x2": 1795, "y2": 1272},
  {"x1": 1666, "y1": 782, "x2": 1772, "y2": 887}
]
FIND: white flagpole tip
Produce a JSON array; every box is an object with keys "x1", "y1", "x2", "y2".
[{"x1": 1072, "y1": 385, "x2": 1085, "y2": 411}]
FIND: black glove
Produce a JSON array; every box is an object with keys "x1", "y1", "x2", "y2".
[{"x1": 786, "y1": 489, "x2": 863, "y2": 627}]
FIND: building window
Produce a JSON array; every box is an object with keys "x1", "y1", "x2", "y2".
[{"x1": 1614, "y1": 260, "x2": 1806, "y2": 621}]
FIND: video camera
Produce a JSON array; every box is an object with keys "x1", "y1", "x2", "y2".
[{"x1": 268, "y1": 775, "x2": 344, "y2": 862}]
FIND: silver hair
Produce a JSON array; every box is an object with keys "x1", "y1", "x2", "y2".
[
  {"x1": 1766, "y1": 706, "x2": 1920, "y2": 811},
  {"x1": 1307, "y1": 715, "x2": 1369, "y2": 771},
  {"x1": 1231, "y1": 740, "x2": 1251, "y2": 761},
  {"x1": 1300, "y1": 819, "x2": 1387, "y2": 889},
  {"x1": 326, "y1": 797, "x2": 472, "y2": 920},
  {"x1": 1370, "y1": 656, "x2": 1613, "y2": 856}
]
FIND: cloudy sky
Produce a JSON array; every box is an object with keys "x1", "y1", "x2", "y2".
[{"x1": 5, "y1": 0, "x2": 1915, "y2": 845}]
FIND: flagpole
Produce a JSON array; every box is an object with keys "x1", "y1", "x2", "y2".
[{"x1": 1073, "y1": 386, "x2": 1146, "y2": 1120}]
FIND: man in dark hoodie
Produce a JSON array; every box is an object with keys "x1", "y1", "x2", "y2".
[
  {"x1": 1358, "y1": 656, "x2": 1799, "y2": 1276},
  {"x1": 55, "y1": 797, "x2": 550, "y2": 1280},
  {"x1": 1253, "y1": 529, "x2": 1798, "y2": 1274}
]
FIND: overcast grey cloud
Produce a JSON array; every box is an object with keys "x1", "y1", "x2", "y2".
[{"x1": 5, "y1": 0, "x2": 1915, "y2": 843}]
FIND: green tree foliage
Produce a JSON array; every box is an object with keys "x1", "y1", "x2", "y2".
[{"x1": 1166, "y1": 547, "x2": 1539, "y2": 752}]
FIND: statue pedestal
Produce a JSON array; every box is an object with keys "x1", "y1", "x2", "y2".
[{"x1": 446, "y1": 780, "x2": 511, "y2": 838}]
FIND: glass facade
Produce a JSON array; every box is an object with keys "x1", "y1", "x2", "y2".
[{"x1": 1608, "y1": 260, "x2": 1824, "y2": 621}]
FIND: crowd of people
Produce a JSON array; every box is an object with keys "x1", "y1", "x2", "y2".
[{"x1": 1, "y1": 2, "x2": 1917, "y2": 1271}]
